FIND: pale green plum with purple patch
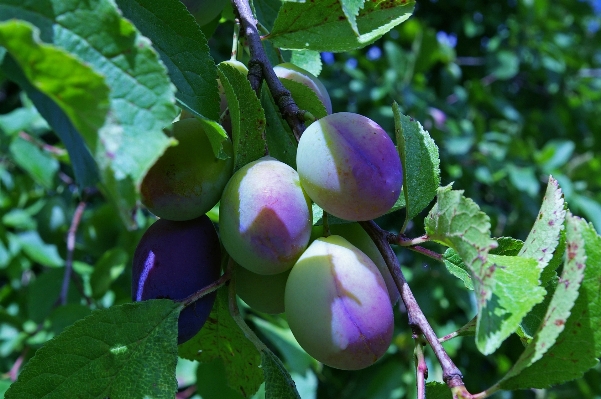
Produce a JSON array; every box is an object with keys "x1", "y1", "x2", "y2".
[
  {"x1": 220, "y1": 156, "x2": 313, "y2": 275},
  {"x1": 296, "y1": 112, "x2": 403, "y2": 221},
  {"x1": 285, "y1": 235, "x2": 394, "y2": 370}
]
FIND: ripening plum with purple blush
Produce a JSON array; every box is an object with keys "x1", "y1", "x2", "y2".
[
  {"x1": 296, "y1": 112, "x2": 403, "y2": 221},
  {"x1": 132, "y1": 216, "x2": 221, "y2": 344},
  {"x1": 219, "y1": 156, "x2": 313, "y2": 275},
  {"x1": 285, "y1": 235, "x2": 394, "y2": 370}
]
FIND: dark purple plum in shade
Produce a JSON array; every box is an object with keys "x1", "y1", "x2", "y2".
[{"x1": 132, "y1": 215, "x2": 221, "y2": 344}]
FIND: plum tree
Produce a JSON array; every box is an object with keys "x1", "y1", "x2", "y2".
[
  {"x1": 234, "y1": 263, "x2": 290, "y2": 314},
  {"x1": 219, "y1": 156, "x2": 313, "y2": 275},
  {"x1": 285, "y1": 235, "x2": 394, "y2": 370},
  {"x1": 326, "y1": 223, "x2": 400, "y2": 304},
  {"x1": 132, "y1": 215, "x2": 221, "y2": 344},
  {"x1": 296, "y1": 112, "x2": 403, "y2": 221},
  {"x1": 274, "y1": 63, "x2": 333, "y2": 114},
  {"x1": 140, "y1": 118, "x2": 233, "y2": 221}
]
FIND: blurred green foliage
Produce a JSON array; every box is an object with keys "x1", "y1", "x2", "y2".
[{"x1": 1, "y1": 0, "x2": 600, "y2": 398}]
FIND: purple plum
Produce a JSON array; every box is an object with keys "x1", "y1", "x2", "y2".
[{"x1": 132, "y1": 215, "x2": 221, "y2": 344}]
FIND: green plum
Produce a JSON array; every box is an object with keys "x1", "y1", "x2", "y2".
[
  {"x1": 285, "y1": 235, "x2": 394, "y2": 370},
  {"x1": 140, "y1": 118, "x2": 233, "y2": 221},
  {"x1": 235, "y1": 263, "x2": 290, "y2": 314}
]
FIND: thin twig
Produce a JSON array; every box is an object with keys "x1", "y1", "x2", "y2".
[
  {"x1": 180, "y1": 271, "x2": 231, "y2": 308},
  {"x1": 59, "y1": 201, "x2": 86, "y2": 306},
  {"x1": 232, "y1": 0, "x2": 306, "y2": 140},
  {"x1": 8, "y1": 347, "x2": 29, "y2": 381},
  {"x1": 386, "y1": 231, "x2": 444, "y2": 262},
  {"x1": 415, "y1": 337, "x2": 428, "y2": 399},
  {"x1": 360, "y1": 221, "x2": 467, "y2": 392}
]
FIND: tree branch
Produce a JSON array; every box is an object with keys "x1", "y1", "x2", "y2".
[
  {"x1": 232, "y1": 0, "x2": 306, "y2": 140},
  {"x1": 360, "y1": 221, "x2": 468, "y2": 392}
]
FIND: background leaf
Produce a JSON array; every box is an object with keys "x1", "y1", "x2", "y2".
[
  {"x1": 6, "y1": 300, "x2": 179, "y2": 399},
  {"x1": 261, "y1": 349, "x2": 301, "y2": 399}
]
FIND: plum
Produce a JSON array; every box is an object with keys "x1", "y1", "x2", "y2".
[
  {"x1": 326, "y1": 223, "x2": 400, "y2": 304},
  {"x1": 234, "y1": 263, "x2": 290, "y2": 314},
  {"x1": 274, "y1": 63, "x2": 332, "y2": 114},
  {"x1": 219, "y1": 156, "x2": 312, "y2": 275},
  {"x1": 285, "y1": 235, "x2": 394, "y2": 370},
  {"x1": 140, "y1": 118, "x2": 233, "y2": 221},
  {"x1": 132, "y1": 215, "x2": 221, "y2": 344},
  {"x1": 296, "y1": 112, "x2": 402, "y2": 221}
]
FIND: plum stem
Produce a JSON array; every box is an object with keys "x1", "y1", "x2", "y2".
[
  {"x1": 360, "y1": 220, "x2": 469, "y2": 394},
  {"x1": 232, "y1": 0, "x2": 306, "y2": 140},
  {"x1": 387, "y1": 232, "x2": 443, "y2": 262},
  {"x1": 230, "y1": 20, "x2": 240, "y2": 61},
  {"x1": 180, "y1": 271, "x2": 231, "y2": 308}
]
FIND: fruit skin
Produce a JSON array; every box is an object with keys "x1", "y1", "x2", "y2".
[
  {"x1": 296, "y1": 112, "x2": 402, "y2": 221},
  {"x1": 235, "y1": 263, "x2": 290, "y2": 314},
  {"x1": 220, "y1": 156, "x2": 313, "y2": 275},
  {"x1": 274, "y1": 63, "x2": 333, "y2": 114},
  {"x1": 140, "y1": 118, "x2": 233, "y2": 221},
  {"x1": 324, "y1": 223, "x2": 400, "y2": 304},
  {"x1": 132, "y1": 216, "x2": 221, "y2": 344},
  {"x1": 285, "y1": 235, "x2": 394, "y2": 370}
]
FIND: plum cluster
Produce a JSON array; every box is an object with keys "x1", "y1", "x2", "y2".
[{"x1": 132, "y1": 63, "x2": 403, "y2": 368}]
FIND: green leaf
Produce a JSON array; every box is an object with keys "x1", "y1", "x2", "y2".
[
  {"x1": 6, "y1": 300, "x2": 179, "y2": 399},
  {"x1": 9, "y1": 136, "x2": 58, "y2": 189},
  {"x1": 518, "y1": 176, "x2": 566, "y2": 284},
  {"x1": 280, "y1": 79, "x2": 328, "y2": 120},
  {"x1": 261, "y1": 349, "x2": 301, "y2": 399},
  {"x1": 477, "y1": 254, "x2": 545, "y2": 354},
  {"x1": 269, "y1": 0, "x2": 415, "y2": 52},
  {"x1": 251, "y1": 317, "x2": 314, "y2": 375},
  {"x1": 179, "y1": 289, "x2": 263, "y2": 397},
  {"x1": 490, "y1": 237, "x2": 523, "y2": 256},
  {"x1": 218, "y1": 62, "x2": 267, "y2": 171},
  {"x1": 0, "y1": 59, "x2": 100, "y2": 188},
  {"x1": 394, "y1": 105, "x2": 441, "y2": 223},
  {"x1": 339, "y1": 0, "x2": 366, "y2": 35},
  {"x1": 290, "y1": 50, "x2": 323, "y2": 76},
  {"x1": 498, "y1": 213, "x2": 598, "y2": 389},
  {"x1": 253, "y1": 0, "x2": 283, "y2": 32},
  {"x1": 90, "y1": 248, "x2": 128, "y2": 299},
  {"x1": 0, "y1": 19, "x2": 109, "y2": 149},
  {"x1": 261, "y1": 86, "x2": 298, "y2": 169},
  {"x1": 16, "y1": 231, "x2": 63, "y2": 268},
  {"x1": 424, "y1": 187, "x2": 499, "y2": 354},
  {"x1": 0, "y1": 0, "x2": 178, "y2": 226},
  {"x1": 195, "y1": 359, "x2": 246, "y2": 399},
  {"x1": 425, "y1": 382, "x2": 452, "y2": 399},
  {"x1": 27, "y1": 268, "x2": 78, "y2": 324},
  {"x1": 115, "y1": 0, "x2": 220, "y2": 122},
  {"x1": 442, "y1": 248, "x2": 473, "y2": 290}
]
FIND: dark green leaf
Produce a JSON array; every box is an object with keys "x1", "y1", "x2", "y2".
[
  {"x1": 218, "y1": 62, "x2": 267, "y2": 171},
  {"x1": 261, "y1": 86, "x2": 298, "y2": 168},
  {"x1": 115, "y1": 0, "x2": 220, "y2": 122},
  {"x1": 6, "y1": 300, "x2": 179, "y2": 399},
  {"x1": 394, "y1": 105, "x2": 441, "y2": 223},
  {"x1": 179, "y1": 289, "x2": 263, "y2": 397},
  {"x1": 261, "y1": 349, "x2": 301, "y2": 399}
]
